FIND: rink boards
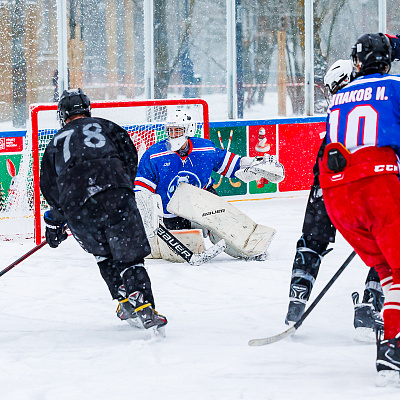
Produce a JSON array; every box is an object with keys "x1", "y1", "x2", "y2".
[{"x1": 0, "y1": 116, "x2": 326, "y2": 206}]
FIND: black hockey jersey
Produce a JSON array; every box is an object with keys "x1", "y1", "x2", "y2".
[{"x1": 40, "y1": 117, "x2": 138, "y2": 219}]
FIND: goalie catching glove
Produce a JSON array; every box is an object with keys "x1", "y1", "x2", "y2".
[
  {"x1": 235, "y1": 154, "x2": 285, "y2": 184},
  {"x1": 44, "y1": 209, "x2": 68, "y2": 248}
]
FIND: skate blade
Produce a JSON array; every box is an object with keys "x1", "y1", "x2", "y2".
[
  {"x1": 376, "y1": 370, "x2": 400, "y2": 387},
  {"x1": 126, "y1": 317, "x2": 144, "y2": 329},
  {"x1": 354, "y1": 327, "x2": 375, "y2": 344},
  {"x1": 148, "y1": 325, "x2": 166, "y2": 340}
]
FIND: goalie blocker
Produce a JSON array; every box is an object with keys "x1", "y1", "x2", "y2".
[{"x1": 167, "y1": 183, "x2": 276, "y2": 259}]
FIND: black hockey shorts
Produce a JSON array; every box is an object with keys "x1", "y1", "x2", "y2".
[
  {"x1": 302, "y1": 137, "x2": 336, "y2": 244},
  {"x1": 302, "y1": 183, "x2": 336, "y2": 243},
  {"x1": 67, "y1": 188, "x2": 151, "y2": 263}
]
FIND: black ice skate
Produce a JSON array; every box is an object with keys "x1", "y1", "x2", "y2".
[
  {"x1": 285, "y1": 236, "x2": 332, "y2": 326},
  {"x1": 352, "y1": 292, "x2": 384, "y2": 343},
  {"x1": 376, "y1": 337, "x2": 400, "y2": 387},
  {"x1": 128, "y1": 291, "x2": 168, "y2": 331},
  {"x1": 116, "y1": 297, "x2": 145, "y2": 329},
  {"x1": 116, "y1": 285, "x2": 143, "y2": 328},
  {"x1": 285, "y1": 300, "x2": 306, "y2": 325}
]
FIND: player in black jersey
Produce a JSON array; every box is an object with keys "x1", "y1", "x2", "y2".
[{"x1": 40, "y1": 88, "x2": 167, "y2": 332}]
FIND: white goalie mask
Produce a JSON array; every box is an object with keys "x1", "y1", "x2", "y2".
[{"x1": 165, "y1": 110, "x2": 196, "y2": 151}]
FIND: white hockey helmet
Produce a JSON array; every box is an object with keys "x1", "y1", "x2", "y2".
[
  {"x1": 165, "y1": 110, "x2": 196, "y2": 151},
  {"x1": 323, "y1": 59, "x2": 353, "y2": 95}
]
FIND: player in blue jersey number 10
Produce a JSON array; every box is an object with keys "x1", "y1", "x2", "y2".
[{"x1": 320, "y1": 33, "x2": 400, "y2": 387}]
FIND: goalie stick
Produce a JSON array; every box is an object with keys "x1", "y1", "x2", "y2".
[
  {"x1": 248, "y1": 250, "x2": 356, "y2": 346},
  {"x1": 156, "y1": 225, "x2": 226, "y2": 266}
]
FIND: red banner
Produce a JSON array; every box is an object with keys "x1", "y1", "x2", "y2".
[{"x1": 0, "y1": 137, "x2": 23, "y2": 153}]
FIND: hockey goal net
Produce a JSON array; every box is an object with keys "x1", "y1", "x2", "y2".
[{"x1": 0, "y1": 98, "x2": 209, "y2": 244}]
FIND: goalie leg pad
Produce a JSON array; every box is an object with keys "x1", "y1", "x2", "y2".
[
  {"x1": 167, "y1": 183, "x2": 276, "y2": 257},
  {"x1": 135, "y1": 191, "x2": 163, "y2": 238},
  {"x1": 136, "y1": 191, "x2": 164, "y2": 259}
]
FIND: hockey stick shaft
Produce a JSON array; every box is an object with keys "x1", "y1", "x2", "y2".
[
  {"x1": 217, "y1": 130, "x2": 224, "y2": 149},
  {"x1": 0, "y1": 240, "x2": 48, "y2": 277},
  {"x1": 216, "y1": 130, "x2": 238, "y2": 188},
  {"x1": 293, "y1": 250, "x2": 356, "y2": 329},
  {"x1": 226, "y1": 130, "x2": 241, "y2": 187},
  {"x1": 156, "y1": 225, "x2": 193, "y2": 263},
  {"x1": 213, "y1": 131, "x2": 224, "y2": 189},
  {"x1": 248, "y1": 250, "x2": 356, "y2": 346},
  {"x1": 226, "y1": 130, "x2": 233, "y2": 152}
]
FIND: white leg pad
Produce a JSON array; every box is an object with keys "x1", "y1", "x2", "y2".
[
  {"x1": 135, "y1": 191, "x2": 163, "y2": 238},
  {"x1": 136, "y1": 191, "x2": 163, "y2": 259},
  {"x1": 167, "y1": 183, "x2": 276, "y2": 257},
  {"x1": 136, "y1": 191, "x2": 207, "y2": 262},
  {"x1": 146, "y1": 236, "x2": 162, "y2": 259}
]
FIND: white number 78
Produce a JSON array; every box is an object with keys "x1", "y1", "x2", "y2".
[{"x1": 54, "y1": 129, "x2": 74, "y2": 162}]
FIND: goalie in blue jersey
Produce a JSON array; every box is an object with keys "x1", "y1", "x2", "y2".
[{"x1": 134, "y1": 109, "x2": 285, "y2": 260}]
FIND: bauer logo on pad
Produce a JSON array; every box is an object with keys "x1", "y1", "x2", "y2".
[{"x1": 202, "y1": 209, "x2": 226, "y2": 217}]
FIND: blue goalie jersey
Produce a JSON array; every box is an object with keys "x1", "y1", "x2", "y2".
[
  {"x1": 134, "y1": 137, "x2": 241, "y2": 217},
  {"x1": 326, "y1": 73, "x2": 400, "y2": 156}
]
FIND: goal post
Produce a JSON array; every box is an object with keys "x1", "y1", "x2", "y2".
[{"x1": 24, "y1": 98, "x2": 209, "y2": 244}]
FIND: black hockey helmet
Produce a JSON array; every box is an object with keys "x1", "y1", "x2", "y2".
[
  {"x1": 57, "y1": 88, "x2": 91, "y2": 127},
  {"x1": 351, "y1": 33, "x2": 391, "y2": 76}
]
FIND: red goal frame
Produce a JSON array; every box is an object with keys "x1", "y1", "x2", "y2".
[{"x1": 30, "y1": 98, "x2": 209, "y2": 244}]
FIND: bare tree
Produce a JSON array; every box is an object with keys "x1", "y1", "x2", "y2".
[{"x1": 11, "y1": 0, "x2": 27, "y2": 127}]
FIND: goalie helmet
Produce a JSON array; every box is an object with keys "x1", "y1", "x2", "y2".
[
  {"x1": 57, "y1": 88, "x2": 91, "y2": 127},
  {"x1": 165, "y1": 110, "x2": 196, "y2": 151},
  {"x1": 351, "y1": 33, "x2": 391, "y2": 77},
  {"x1": 323, "y1": 59, "x2": 353, "y2": 95}
]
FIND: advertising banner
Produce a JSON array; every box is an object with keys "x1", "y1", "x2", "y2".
[
  {"x1": 209, "y1": 126, "x2": 247, "y2": 197},
  {"x1": 248, "y1": 124, "x2": 277, "y2": 194}
]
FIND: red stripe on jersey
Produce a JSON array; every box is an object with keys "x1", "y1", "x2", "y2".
[
  {"x1": 191, "y1": 147, "x2": 215, "y2": 152},
  {"x1": 222, "y1": 153, "x2": 235, "y2": 175},
  {"x1": 150, "y1": 151, "x2": 170, "y2": 159},
  {"x1": 134, "y1": 180, "x2": 156, "y2": 193}
]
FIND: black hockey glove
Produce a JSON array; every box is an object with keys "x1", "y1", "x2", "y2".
[{"x1": 44, "y1": 210, "x2": 68, "y2": 248}]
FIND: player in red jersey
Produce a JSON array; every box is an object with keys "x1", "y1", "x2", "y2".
[{"x1": 320, "y1": 33, "x2": 400, "y2": 387}]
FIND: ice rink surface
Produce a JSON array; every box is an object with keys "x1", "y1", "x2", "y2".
[{"x1": 1, "y1": 195, "x2": 398, "y2": 399}]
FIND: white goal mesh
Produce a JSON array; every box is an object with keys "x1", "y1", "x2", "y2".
[{"x1": 0, "y1": 99, "x2": 209, "y2": 243}]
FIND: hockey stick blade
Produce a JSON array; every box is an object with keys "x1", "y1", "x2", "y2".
[
  {"x1": 213, "y1": 176, "x2": 223, "y2": 189},
  {"x1": 248, "y1": 250, "x2": 356, "y2": 346},
  {"x1": 189, "y1": 239, "x2": 226, "y2": 266},
  {"x1": 229, "y1": 178, "x2": 241, "y2": 188},
  {"x1": 248, "y1": 326, "x2": 296, "y2": 346},
  {"x1": 156, "y1": 225, "x2": 226, "y2": 265}
]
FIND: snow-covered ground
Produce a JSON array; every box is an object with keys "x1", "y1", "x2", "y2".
[{"x1": 0, "y1": 196, "x2": 398, "y2": 399}]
